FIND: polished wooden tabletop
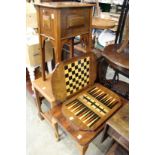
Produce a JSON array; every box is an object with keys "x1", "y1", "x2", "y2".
[
  {"x1": 32, "y1": 74, "x2": 54, "y2": 104},
  {"x1": 34, "y1": 2, "x2": 95, "y2": 8},
  {"x1": 102, "y1": 44, "x2": 129, "y2": 70},
  {"x1": 92, "y1": 17, "x2": 116, "y2": 30}
]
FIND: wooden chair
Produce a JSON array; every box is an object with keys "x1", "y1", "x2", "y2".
[
  {"x1": 98, "y1": 0, "x2": 129, "y2": 99},
  {"x1": 33, "y1": 52, "x2": 127, "y2": 155}
]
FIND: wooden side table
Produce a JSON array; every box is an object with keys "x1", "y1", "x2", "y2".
[
  {"x1": 34, "y1": 2, "x2": 95, "y2": 80},
  {"x1": 102, "y1": 104, "x2": 129, "y2": 151}
]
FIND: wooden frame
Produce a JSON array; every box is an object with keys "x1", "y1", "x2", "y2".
[{"x1": 34, "y1": 2, "x2": 95, "y2": 81}]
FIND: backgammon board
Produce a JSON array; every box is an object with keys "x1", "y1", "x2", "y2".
[{"x1": 62, "y1": 83, "x2": 122, "y2": 131}]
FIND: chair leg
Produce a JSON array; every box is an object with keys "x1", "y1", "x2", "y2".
[
  {"x1": 77, "y1": 144, "x2": 89, "y2": 155},
  {"x1": 33, "y1": 88, "x2": 44, "y2": 120},
  {"x1": 97, "y1": 58, "x2": 109, "y2": 85},
  {"x1": 51, "y1": 118, "x2": 60, "y2": 141}
]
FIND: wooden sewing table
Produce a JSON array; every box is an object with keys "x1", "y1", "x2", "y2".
[
  {"x1": 102, "y1": 104, "x2": 129, "y2": 151},
  {"x1": 34, "y1": 2, "x2": 95, "y2": 80}
]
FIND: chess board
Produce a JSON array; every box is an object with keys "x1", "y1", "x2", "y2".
[
  {"x1": 51, "y1": 52, "x2": 97, "y2": 103},
  {"x1": 64, "y1": 57, "x2": 90, "y2": 96}
]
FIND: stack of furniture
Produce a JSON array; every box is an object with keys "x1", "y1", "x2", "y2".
[
  {"x1": 33, "y1": 52, "x2": 128, "y2": 155},
  {"x1": 28, "y1": 1, "x2": 129, "y2": 155}
]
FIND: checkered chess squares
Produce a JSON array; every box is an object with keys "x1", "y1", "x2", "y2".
[{"x1": 64, "y1": 57, "x2": 90, "y2": 96}]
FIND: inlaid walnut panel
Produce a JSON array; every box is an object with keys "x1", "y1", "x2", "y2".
[{"x1": 40, "y1": 7, "x2": 55, "y2": 38}]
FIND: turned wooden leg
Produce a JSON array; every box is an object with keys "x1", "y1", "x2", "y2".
[
  {"x1": 51, "y1": 118, "x2": 59, "y2": 141},
  {"x1": 77, "y1": 144, "x2": 88, "y2": 155},
  {"x1": 97, "y1": 58, "x2": 109, "y2": 85},
  {"x1": 33, "y1": 88, "x2": 44, "y2": 120}
]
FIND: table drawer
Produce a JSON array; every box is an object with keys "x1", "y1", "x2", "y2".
[
  {"x1": 60, "y1": 8, "x2": 90, "y2": 38},
  {"x1": 40, "y1": 7, "x2": 55, "y2": 38},
  {"x1": 67, "y1": 15, "x2": 85, "y2": 29}
]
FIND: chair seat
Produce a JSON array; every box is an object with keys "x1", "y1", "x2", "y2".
[
  {"x1": 102, "y1": 44, "x2": 129, "y2": 70},
  {"x1": 32, "y1": 74, "x2": 55, "y2": 104},
  {"x1": 92, "y1": 17, "x2": 116, "y2": 30},
  {"x1": 44, "y1": 104, "x2": 105, "y2": 146}
]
